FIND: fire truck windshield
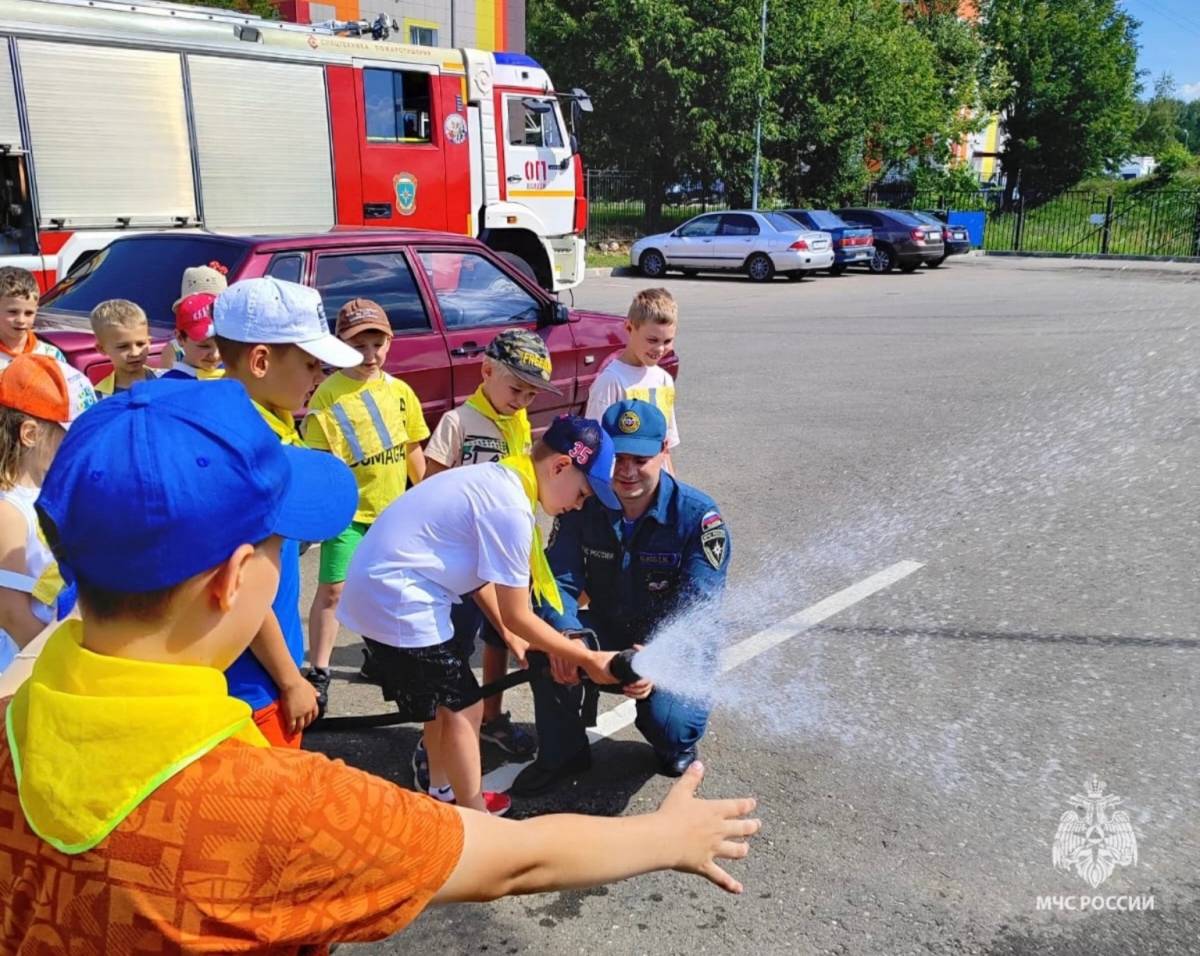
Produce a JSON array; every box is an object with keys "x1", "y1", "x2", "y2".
[{"x1": 40, "y1": 236, "x2": 249, "y2": 332}]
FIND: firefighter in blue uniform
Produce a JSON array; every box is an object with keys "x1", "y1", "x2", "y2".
[{"x1": 511, "y1": 399, "x2": 731, "y2": 796}]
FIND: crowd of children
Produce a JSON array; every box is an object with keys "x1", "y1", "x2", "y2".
[{"x1": 0, "y1": 261, "x2": 758, "y2": 951}]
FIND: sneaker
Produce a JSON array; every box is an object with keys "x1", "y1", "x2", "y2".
[
  {"x1": 305, "y1": 667, "x2": 331, "y2": 720},
  {"x1": 467, "y1": 791, "x2": 512, "y2": 816},
  {"x1": 359, "y1": 645, "x2": 382, "y2": 685},
  {"x1": 480, "y1": 712, "x2": 538, "y2": 759},
  {"x1": 411, "y1": 737, "x2": 429, "y2": 792}
]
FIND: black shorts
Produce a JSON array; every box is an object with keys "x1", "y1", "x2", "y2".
[{"x1": 364, "y1": 635, "x2": 481, "y2": 722}]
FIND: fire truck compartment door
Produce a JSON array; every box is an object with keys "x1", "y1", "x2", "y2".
[
  {"x1": 188, "y1": 56, "x2": 334, "y2": 232},
  {"x1": 0, "y1": 44, "x2": 22, "y2": 151},
  {"x1": 501, "y1": 94, "x2": 574, "y2": 237},
  {"x1": 18, "y1": 40, "x2": 195, "y2": 228}
]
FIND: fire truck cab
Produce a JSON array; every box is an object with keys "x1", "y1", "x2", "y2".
[{"x1": 0, "y1": 0, "x2": 589, "y2": 292}]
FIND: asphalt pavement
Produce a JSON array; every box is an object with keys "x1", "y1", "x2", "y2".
[{"x1": 304, "y1": 256, "x2": 1199, "y2": 956}]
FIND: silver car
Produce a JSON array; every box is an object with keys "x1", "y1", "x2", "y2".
[{"x1": 630, "y1": 210, "x2": 835, "y2": 282}]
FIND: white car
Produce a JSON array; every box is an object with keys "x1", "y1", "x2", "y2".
[{"x1": 630, "y1": 210, "x2": 835, "y2": 282}]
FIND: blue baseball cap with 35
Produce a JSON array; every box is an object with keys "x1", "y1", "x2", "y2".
[
  {"x1": 543, "y1": 414, "x2": 620, "y2": 510},
  {"x1": 37, "y1": 378, "x2": 358, "y2": 598},
  {"x1": 601, "y1": 399, "x2": 668, "y2": 457}
]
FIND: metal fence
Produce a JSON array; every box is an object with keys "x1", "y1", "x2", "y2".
[
  {"x1": 872, "y1": 186, "x2": 1200, "y2": 258},
  {"x1": 585, "y1": 170, "x2": 1200, "y2": 258}
]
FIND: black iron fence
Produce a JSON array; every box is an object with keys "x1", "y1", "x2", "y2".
[{"x1": 585, "y1": 169, "x2": 1200, "y2": 259}]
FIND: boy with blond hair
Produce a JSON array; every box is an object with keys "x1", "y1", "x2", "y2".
[
  {"x1": 0, "y1": 266, "x2": 65, "y2": 370},
  {"x1": 585, "y1": 288, "x2": 680, "y2": 467},
  {"x1": 89, "y1": 299, "x2": 159, "y2": 396},
  {"x1": 302, "y1": 298, "x2": 428, "y2": 715},
  {"x1": 0, "y1": 379, "x2": 759, "y2": 953},
  {"x1": 214, "y1": 276, "x2": 364, "y2": 746}
]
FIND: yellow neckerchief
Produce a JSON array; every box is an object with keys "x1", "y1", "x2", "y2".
[
  {"x1": 95, "y1": 368, "x2": 156, "y2": 397},
  {"x1": 466, "y1": 386, "x2": 531, "y2": 458},
  {"x1": 498, "y1": 455, "x2": 562, "y2": 613},
  {"x1": 5, "y1": 621, "x2": 267, "y2": 855},
  {"x1": 252, "y1": 399, "x2": 301, "y2": 446}
]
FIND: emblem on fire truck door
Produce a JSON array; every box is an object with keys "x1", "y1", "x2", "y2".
[
  {"x1": 444, "y1": 113, "x2": 467, "y2": 145},
  {"x1": 394, "y1": 174, "x2": 418, "y2": 216}
]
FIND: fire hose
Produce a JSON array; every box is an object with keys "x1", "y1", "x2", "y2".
[{"x1": 310, "y1": 629, "x2": 639, "y2": 733}]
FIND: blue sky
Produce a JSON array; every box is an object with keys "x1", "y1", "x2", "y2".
[{"x1": 1119, "y1": 0, "x2": 1200, "y2": 100}]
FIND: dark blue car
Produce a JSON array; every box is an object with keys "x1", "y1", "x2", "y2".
[{"x1": 781, "y1": 209, "x2": 874, "y2": 275}]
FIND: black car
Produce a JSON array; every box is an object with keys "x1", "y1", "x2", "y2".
[
  {"x1": 781, "y1": 209, "x2": 874, "y2": 275},
  {"x1": 833, "y1": 208, "x2": 945, "y2": 273},
  {"x1": 915, "y1": 210, "x2": 971, "y2": 266}
]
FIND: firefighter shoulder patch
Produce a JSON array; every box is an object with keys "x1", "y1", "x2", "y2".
[{"x1": 698, "y1": 509, "x2": 727, "y2": 570}]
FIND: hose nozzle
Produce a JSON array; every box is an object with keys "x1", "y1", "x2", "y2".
[{"x1": 608, "y1": 648, "x2": 640, "y2": 684}]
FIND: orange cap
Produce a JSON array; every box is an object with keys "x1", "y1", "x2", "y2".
[{"x1": 0, "y1": 354, "x2": 88, "y2": 426}]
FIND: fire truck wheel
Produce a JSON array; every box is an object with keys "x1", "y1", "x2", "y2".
[{"x1": 497, "y1": 251, "x2": 539, "y2": 284}]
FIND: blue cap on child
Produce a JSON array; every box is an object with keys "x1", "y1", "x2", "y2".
[
  {"x1": 37, "y1": 378, "x2": 357, "y2": 598},
  {"x1": 543, "y1": 414, "x2": 619, "y2": 511}
]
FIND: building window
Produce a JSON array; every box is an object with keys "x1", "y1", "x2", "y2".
[
  {"x1": 409, "y1": 24, "x2": 438, "y2": 46},
  {"x1": 363, "y1": 68, "x2": 433, "y2": 143}
]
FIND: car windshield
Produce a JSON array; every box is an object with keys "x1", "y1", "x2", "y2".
[
  {"x1": 802, "y1": 210, "x2": 847, "y2": 230},
  {"x1": 910, "y1": 211, "x2": 941, "y2": 227},
  {"x1": 765, "y1": 212, "x2": 805, "y2": 232},
  {"x1": 40, "y1": 237, "x2": 250, "y2": 332}
]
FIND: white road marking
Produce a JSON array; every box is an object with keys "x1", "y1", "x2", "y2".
[{"x1": 482, "y1": 559, "x2": 925, "y2": 793}]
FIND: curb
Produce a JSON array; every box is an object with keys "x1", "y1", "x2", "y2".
[
  {"x1": 978, "y1": 250, "x2": 1200, "y2": 266},
  {"x1": 584, "y1": 265, "x2": 636, "y2": 277},
  {"x1": 964, "y1": 250, "x2": 1200, "y2": 276}
]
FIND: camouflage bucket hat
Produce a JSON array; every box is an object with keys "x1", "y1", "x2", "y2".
[{"x1": 485, "y1": 328, "x2": 562, "y2": 394}]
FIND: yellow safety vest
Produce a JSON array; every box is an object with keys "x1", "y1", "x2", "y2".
[{"x1": 316, "y1": 382, "x2": 410, "y2": 465}]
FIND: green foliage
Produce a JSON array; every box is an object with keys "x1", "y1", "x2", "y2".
[
  {"x1": 1181, "y1": 100, "x2": 1200, "y2": 155},
  {"x1": 981, "y1": 0, "x2": 1139, "y2": 204},
  {"x1": 528, "y1": 0, "x2": 761, "y2": 219},
  {"x1": 1152, "y1": 141, "x2": 1197, "y2": 179},
  {"x1": 171, "y1": 0, "x2": 279, "y2": 20},
  {"x1": 1132, "y1": 74, "x2": 1185, "y2": 157}
]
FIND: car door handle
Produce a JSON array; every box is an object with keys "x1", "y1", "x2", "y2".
[
  {"x1": 507, "y1": 175, "x2": 522, "y2": 183},
  {"x1": 450, "y1": 342, "x2": 487, "y2": 357},
  {"x1": 701, "y1": 238, "x2": 713, "y2": 242}
]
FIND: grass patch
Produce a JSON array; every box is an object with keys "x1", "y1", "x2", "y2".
[{"x1": 586, "y1": 249, "x2": 630, "y2": 270}]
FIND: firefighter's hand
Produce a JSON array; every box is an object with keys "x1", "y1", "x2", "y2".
[
  {"x1": 623, "y1": 677, "x2": 654, "y2": 700},
  {"x1": 280, "y1": 678, "x2": 319, "y2": 736}
]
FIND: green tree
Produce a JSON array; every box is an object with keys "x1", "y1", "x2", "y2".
[
  {"x1": 528, "y1": 0, "x2": 762, "y2": 225},
  {"x1": 981, "y1": 0, "x2": 1139, "y2": 206},
  {"x1": 1132, "y1": 74, "x2": 1185, "y2": 158},
  {"x1": 173, "y1": 0, "x2": 279, "y2": 20},
  {"x1": 762, "y1": 0, "x2": 970, "y2": 204},
  {"x1": 1181, "y1": 99, "x2": 1200, "y2": 155}
]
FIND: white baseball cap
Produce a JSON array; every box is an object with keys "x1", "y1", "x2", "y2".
[{"x1": 213, "y1": 277, "x2": 363, "y2": 369}]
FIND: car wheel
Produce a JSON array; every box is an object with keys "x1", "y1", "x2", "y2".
[
  {"x1": 745, "y1": 253, "x2": 775, "y2": 282},
  {"x1": 926, "y1": 256, "x2": 946, "y2": 268},
  {"x1": 869, "y1": 246, "x2": 895, "y2": 274},
  {"x1": 828, "y1": 264, "x2": 846, "y2": 276},
  {"x1": 639, "y1": 249, "x2": 667, "y2": 278},
  {"x1": 899, "y1": 262, "x2": 919, "y2": 274},
  {"x1": 786, "y1": 270, "x2": 806, "y2": 282}
]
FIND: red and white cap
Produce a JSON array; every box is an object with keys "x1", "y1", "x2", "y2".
[{"x1": 175, "y1": 292, "x2": 217, "y2": 342}]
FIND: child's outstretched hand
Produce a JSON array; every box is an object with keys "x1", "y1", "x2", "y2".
[{"x1": 653, "y1": 761, "x2": 760, "y2": 894}]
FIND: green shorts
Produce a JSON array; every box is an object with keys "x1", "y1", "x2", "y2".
[{"x1": 319, "y1": 521, "x2": 370, "y2": 585}]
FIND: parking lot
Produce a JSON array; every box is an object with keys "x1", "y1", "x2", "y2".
[{"x1": 308, "y1": 257, "x2": 1199, "y2": 955}]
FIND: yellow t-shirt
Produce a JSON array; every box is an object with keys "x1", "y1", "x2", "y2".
[{"x1": 303, "y1": 371, "x2": 429, "y2": 524}]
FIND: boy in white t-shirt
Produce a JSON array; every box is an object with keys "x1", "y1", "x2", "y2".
[
  {"x1": 338, "y1": 416, "x2": 622, "y2": 817},
  {"x1": 585, "y1": 288, "x2": 680, "y2": 470}
]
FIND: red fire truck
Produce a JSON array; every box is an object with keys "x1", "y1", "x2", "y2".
[{"x1": 0, "y1": 0, "x2": 590, "y2": 292}]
